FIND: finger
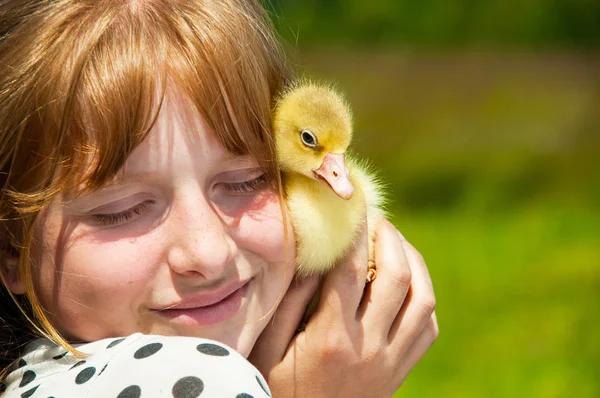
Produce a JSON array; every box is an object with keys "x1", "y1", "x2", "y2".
[
  {"x1": 319, "y1": 210, "x2": 369, "y2": 323},
  {"x1": 388, "y1": 239, "x2": 436, "y2": 346},
  {"x1": 392, "y1": 312, "x2": 439, "y2": 386},
  {"x1": 402, "y1": 237, "x2": 434, "y2": 291},
  {"x1": 358, "y1": 220, "x2": 412, "y2": 335},
  {"x1": 249, "y1": 275, "x2": 320, "y2": 371}
]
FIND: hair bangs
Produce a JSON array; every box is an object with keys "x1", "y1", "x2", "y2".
[
  {"x1": 76, "y1": 0, "x2": 292, "y2": 192},
  {"x1": 162, "y1": 0, "x2": 291, "y2": 183},
  {"x1": 71, "y1": 6, "x2": 166, "y2": 193},
  {"x1": 0, "y1": 0, "x2": 293, "y2": 373}
]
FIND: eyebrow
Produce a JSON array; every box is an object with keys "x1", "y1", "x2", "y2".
[
  {"x1": 100, "y1": 171, "x2": 159, "y2": 189},
  {"x1": 63, "y1": 171, "x2": 157, "y2": 202},
  {"x1": 219, "y1": 154, "x2": 259, "y2": 167},
  {"x1": 67, "y1": 154, "x2": 259, "y2": 199}
]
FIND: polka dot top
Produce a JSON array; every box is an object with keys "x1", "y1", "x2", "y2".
[{"x1": 2, "y1": 333, "x2": 271, "y2": 398}]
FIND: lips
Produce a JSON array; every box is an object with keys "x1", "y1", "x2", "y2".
[
  {"x1": 154, "y1": 280, "x2": 250, "y2": 326},
  {"x1": 161, "y1": 280, "x2": 249, "y2": 310}
]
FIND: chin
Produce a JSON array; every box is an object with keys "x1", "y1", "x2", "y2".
[
  {"x1": 233, "y1": 341, "x2": 253, "y2": 358},
  {"x1": 190, "y1": 318, "x2": 268, "y2": 358},
  {"x1": 218, "y1": 323, "x2": 265, "y2": 358}
]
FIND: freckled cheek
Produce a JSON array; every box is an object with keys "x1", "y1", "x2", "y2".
[
  {"x1": 232, "y1": 196, "x2": 295, "y2": 264},
  {"x1": 34, "y1": 238, "x2": 160, "y2": 312},
  {"x1": 72, "y1": 241, "x2": 160, "y2": 288}
]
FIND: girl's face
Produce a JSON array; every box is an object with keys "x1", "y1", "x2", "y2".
[{"x1": 26, "y1": 90, "x2": 294, "y2": 357}]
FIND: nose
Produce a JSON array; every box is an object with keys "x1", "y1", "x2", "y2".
[{"x1": 166, "y1": 190, "x2": 235, "y2": 281}]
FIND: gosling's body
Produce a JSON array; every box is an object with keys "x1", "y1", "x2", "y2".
[
  {"x1": 286, "y1": 157, "x2": 384, "y2": 275},
  {"x1": 274, "y1": 82, "x2": 386, "y2": 276}
]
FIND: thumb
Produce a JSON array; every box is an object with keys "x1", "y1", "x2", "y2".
[{"x1": 249, "y1": 274, "x2": 320, "y2": 372}]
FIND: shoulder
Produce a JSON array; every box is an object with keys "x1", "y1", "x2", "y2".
[{"x1": 3, "y1": 334, "x2": 271, "y2": 398}]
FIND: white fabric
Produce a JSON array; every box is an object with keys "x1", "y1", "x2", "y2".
[{"x1": 3, "y1": 333, "x2": 271, "y2": 398}]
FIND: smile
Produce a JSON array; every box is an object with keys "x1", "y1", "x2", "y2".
[{"x1": 156, "y1": 280, "x2": 251, "y2": 326}]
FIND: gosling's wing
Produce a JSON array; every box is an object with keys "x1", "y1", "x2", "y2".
[{"x1": 346, "y1": 154, "x2": 387, "y2": 225}]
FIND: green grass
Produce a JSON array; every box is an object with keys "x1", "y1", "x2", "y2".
[
  {"x1": 393, "y1": 205, "x2": 599, "y2": 397},
  {"x1": 268, "y1": 0, "x2": 600, "y2": 49},
  {"x1": 299, "y1": 50, "x2": 600, "y2": 397}
]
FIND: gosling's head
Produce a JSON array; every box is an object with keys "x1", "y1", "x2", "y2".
[{"x1": 273, "y1": 83, "x2": 354, "y2": 199}]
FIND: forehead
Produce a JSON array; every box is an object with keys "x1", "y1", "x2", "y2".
[
  {"x1": 118, "y1": 88, "x2": 237, "y2": 174},
  {"x1": 66, "y1": 89, "x2": 225, "y2": 195}
]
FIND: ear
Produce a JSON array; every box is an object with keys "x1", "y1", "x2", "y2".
[{"x1": 1, "y1": 255, "x2": 25, "y2": 295}]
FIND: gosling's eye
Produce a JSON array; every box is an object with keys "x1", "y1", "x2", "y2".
[{"x1": 300, "y1": 129, "x2": 318, "y2": 148}]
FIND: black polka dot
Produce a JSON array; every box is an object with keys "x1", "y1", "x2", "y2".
[
  {"x1": 17, "y1": 359, "x2": 27, "y2": 369},
  {"x1": 19, "y1": 370, "x2": 36, "y2": 387},
  {"x1": 70, "y1": 360, "x2": 86, "y2": 370},
  {"x1": 107, "y1": 338, "x2": 125, "y2": 349},
  {"x1": 237, "y1": 394, "x2": 254, "y2": 398},
  {"x1": 21, "y1": 384, "x2": 38, "y2": 398},
  {"x1": 172, "y1": 376, "x2": 204, "y2": 398},
  {"x1": 116, "y1": 385, "x2": 141, "y2": 398},
  {"x1": 255, "y1": 375, "x2": 270, "y2": 397},
  {"x1": 75, "y1": 366, "x2": 96, "y2": 384},
  {"x1": 52, "y1": 351, "x2": 68, "y2": 360},
  {"x1": 133, "y1": 342, "x2": 163, "y2": 359},
  {"x1": 98, "y1": 363, "x2": 108, "y2": 376},
  {"x1": 196, "y1": 343, "x2": 229, "y2": 356}
]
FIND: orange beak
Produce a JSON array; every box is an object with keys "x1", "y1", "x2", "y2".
[{"x1": 313, "y1": 153, "x2": 354, "y2": 200}]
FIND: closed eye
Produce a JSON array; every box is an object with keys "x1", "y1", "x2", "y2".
[
  {"x1": 221, "y1": 174, "x2": 267, "y2": 195},
  {"x1": 91, "y1": 200, "x2": 154, "y2": 226}
]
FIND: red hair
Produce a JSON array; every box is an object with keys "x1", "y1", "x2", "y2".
[{"x1": 0, "y1": 0, "x2": 293, "y2": 379}]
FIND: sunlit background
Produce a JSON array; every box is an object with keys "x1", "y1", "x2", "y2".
[{"x1": 266, "y1": 1, "x2": 599, "y2": 396}]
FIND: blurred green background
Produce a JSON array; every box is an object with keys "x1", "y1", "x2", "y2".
[{"x1": 267, "y1": 1, "x2": 599, "y2": 397}]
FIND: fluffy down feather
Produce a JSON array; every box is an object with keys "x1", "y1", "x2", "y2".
[{"x1": 273, "y1": 81, "x2": 386, "y2": 276}]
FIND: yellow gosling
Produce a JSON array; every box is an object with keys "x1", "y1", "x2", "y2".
[{"x1": 273, "y1": 81, "x2": 386, "y2": 276}]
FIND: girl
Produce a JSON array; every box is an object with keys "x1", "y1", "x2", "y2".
[{"x1": 0, "y1": 0, "x2": 438, "y2": 396}]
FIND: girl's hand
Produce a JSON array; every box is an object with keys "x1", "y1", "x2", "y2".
[{"x1": 248, "y1": 218, "x2": 439, "y2": 397}]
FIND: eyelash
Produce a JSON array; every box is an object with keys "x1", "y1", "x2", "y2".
[
  {"x1": 222, "y1": 174, "x2": 267, "y2": 194},
  {"x1": 89, "y1": 175, "x2": 267, "y2": 226},
  {"x1": 92, "y1": 200, "x2": 153, "y2": 226}
]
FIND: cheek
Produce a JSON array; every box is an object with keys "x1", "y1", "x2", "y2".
[
  {"x1": 229, "y1": 190, "x2": 294, "y2": 264},
  {"x1": 61, "y1": 240, "x2": 158, "y2": 289},
  {"x1": 31, "y1": 220, "x2": 161, "y2": 333}
]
